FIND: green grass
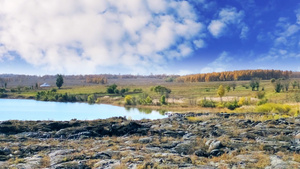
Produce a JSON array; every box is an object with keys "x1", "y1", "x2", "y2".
[{"x1": 4, "y1": 79, "x2": 300, "y2": 112}]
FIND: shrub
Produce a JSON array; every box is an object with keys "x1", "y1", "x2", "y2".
[
  {"x1": 238, "y1": 97, "x2": 248, "y2": 106},
  {"x1": 160, "y1": 95, "x2": 166, "y2": 105},
  {"x1": 87, "y1": 95, "x2": 95, "y2": 104},
  {"x1": 257, "y1": 98, "x2": 268, "y2": 105},
  {"x1": 256, "y1": 91, "x2": 265, "y2": 99},
  {"x1": 107, "y1": 84, "x2": 117, "y2": 94},
  {"x1": 125, "y1": 95, "x2": 133, "y2": 105},
  {"x1": 145, "y1": 96, "x2": 152, "y2": 104},
  {"x1": 165, "y1": 77, "x2": 174, "y2": 82},
  {"x1": 0, "y1": 88, "x2": 5, "y2": 93},
  {"x1": 151, "y1": 85, "x2": 171, "y2": 94},
  {"x1": 255, "y1": 103, "x2": 291, "y2": 114},
  {"x1": 199, "y1": 99, "x2": 215, "y2": 108},
  {"x1": 225, "y1": 100, "x2": 239, "y2": 110}
]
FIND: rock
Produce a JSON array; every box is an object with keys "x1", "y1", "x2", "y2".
[
  {"x1": 138, "y1": 137, "x2": 153, "y2": 144},
  {"x1": 93, "y1": 152, "x2": 111, "y2": 159},
  {"x1": 194, "y1": 149, "x2": 209, "y2": 157},
  {"x1": 183, "y1": 133, "x2": 196, "y2": 140},
  {"x1": 206, "y1": 140, "x2": 223, "y2": 151},
  {"x1": 295, "y1": 133, "x2": 300, "y2": 144},
  {"x1": 174, "y1": 141, "x2": 195, "y2": 155},
  {"x1": 0, "y1": 147, "x2": 11, "y2": 155},
  {"x1": 161, "y1": 141, "x2": 180, "y2": 149},
  {"x1": 49, "y1": 149, "x2": 76, "y2": 166},
  {"x1": 209, "y1": 149, "x2": 224, "y2": 157},
  {"x1": 163, "y1": 130, "x2": 186, "y2": 137},
  {"x1": 94, "y1": 159, "x2": 121, "y2": 169}
]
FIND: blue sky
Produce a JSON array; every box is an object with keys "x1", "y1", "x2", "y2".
[{"x1": 0, "y1": 0, "x2": 299, "y2": 75}]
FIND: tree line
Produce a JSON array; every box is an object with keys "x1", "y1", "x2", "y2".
[{"x1": 177, "y1": 69, "x2": 292, "y2": 82}]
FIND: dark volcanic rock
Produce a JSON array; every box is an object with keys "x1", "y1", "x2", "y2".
[{"x1": 195, "y1": 149, "x2": 209, "y2": 157}]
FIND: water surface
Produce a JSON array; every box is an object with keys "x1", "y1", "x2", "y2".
[{"x1": 0, "y1": 99, "x2": 168, "y2": 121}]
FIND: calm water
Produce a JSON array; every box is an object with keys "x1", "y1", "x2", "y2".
[{"x1": 0, "y1": 99, "x2": 168, "y2": 121}]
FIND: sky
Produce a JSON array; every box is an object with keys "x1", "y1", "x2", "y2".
[{"x1": 0, "y1": 0, "x2": 299, "y2": 75}]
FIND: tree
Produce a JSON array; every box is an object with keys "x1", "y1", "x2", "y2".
[
  {"x1": 160, "y1": 95, "x2": 166, "y2": 105},
  {"x1": 217, "y1": 85, "x2": 225, "y2": 102},
  {"x1": 274, "y1": 79, "x2": 283, "y2": 93},
  {"x1": 226, "y1": 85, "x2": 230, "y2": 92},
  {"x1": 124, "y1": 95, "x2": 133, "y2": 105},
  {"x1": 283, "y1": 80, "x2": 290, "y2": 92},
  {"x1": 250, "y1": 78, "x2": 260, "y2": 91},
  {"x1": 145, "y1": 96, "x2": 152, "y2": 104},
  {"x1": 87, "y1": 95, "x2": 95, "y2": 104},
  {"x1": 230, "y1": 82, "x2": 236, "y2": 91},
  {"x1": 292, "y1": 81, "x2": 298, "y2": 89},
  {"x1": 271, "y1": 78, "x2": 276, "y2": 83},
  {"x1": 56, "y1": 74, "x2": 64, "y2": 89},
  {"x1": 107, "y1": 84, "x2": 118, "y2": 94}
]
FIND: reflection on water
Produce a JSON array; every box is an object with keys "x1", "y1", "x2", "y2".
[
  {"x1": 125, "y1": 107, "x2": 167, "y2": 115},
  {"x1": 0, "y1": 99, "x2": 168, "y2": 121}
]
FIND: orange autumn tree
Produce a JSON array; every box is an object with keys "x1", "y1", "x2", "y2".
[{"x1": 177, "y1": 69, "x2": 292, "y2": 82}]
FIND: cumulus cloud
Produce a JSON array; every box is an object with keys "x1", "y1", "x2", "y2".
[
  {"x1": 207, "y1": 20, "x2": 226, "y2": 38},
  {"x1": 0, "y1": 0, "x2": 204, "y2": 74},
  {"x1": 201, "y1": 51, "x2": 233, "y2": 73},
  {"x1": 208, "y1": 7, "x2": 247, "y2": 38}
]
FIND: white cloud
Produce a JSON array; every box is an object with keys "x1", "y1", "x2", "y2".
[
  {"x1": 208, "y1": 7, "x2": 247, "y2": 39},
  {"x1": 296, "y1": 9, "x2": 300, "y2": 24},
  {"x1": 201, "y1": 51, "x2": 233, "y2": 73},
  {"x1": 207, "y1": 20, "x2": 226, "y2": 38},
  {"x1": 0, "y1": 45, "x2": 14, "y2": 62},
  {"x1": 193, "y1": 39, "x2": 205, "y2": 48},
  {"x1": 262, "y1": 10, "x2": 300, "y2": 61},
  {"x1": 0, "y1": 0, "x2": 204, "y2": 74},
  {"x1": 240, "y1": 26, "x2": 249, "y2": 39}
]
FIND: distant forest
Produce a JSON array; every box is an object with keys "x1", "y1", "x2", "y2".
[
  {"x1": 177, "y1": 69, "x2": 295, "y2": 82},
  {"x1": 0, "y1": 70, "x2": 299, "y2": 86}
]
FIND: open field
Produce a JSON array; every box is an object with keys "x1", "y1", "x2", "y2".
[{"x1": 2, "y1": 76, "x2": 300, "y2": 107}]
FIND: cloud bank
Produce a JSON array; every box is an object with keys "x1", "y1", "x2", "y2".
[{"x1": 0, "y1": 0, "x2": 204, "y2": 74}]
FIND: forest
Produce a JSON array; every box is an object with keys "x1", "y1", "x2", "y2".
[{"x1": 177, "y1": 69, "x2": 293, "y2": 82}]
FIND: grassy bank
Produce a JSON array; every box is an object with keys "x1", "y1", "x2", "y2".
[{"x1": 1, "y1": 78, "x2": 300, "y2": 116}]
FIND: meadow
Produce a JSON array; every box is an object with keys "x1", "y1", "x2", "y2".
[{"x1": 2, "y1": 76, "x2": 300, "y2": 117}]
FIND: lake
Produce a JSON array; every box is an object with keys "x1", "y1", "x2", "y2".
[{"x1": 0, "y1": 99, "x2": 168, "y2": 121}]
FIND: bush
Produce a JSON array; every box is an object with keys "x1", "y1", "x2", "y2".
[
  {"x1": 125, "y1": 95, "x2": 133, "y2": 105},
  {"x1": 0, "y1": 88, "x2": 5, "y2": 93},
  {"x1": 256, "y1": 91, "x2": 265, "y2": 99},
  {"x1": 10, "y1": 89, "x2": 17, "y2": 92},
  {"x1": 145, "y1": 96, "x2": 152, "y2": 104},
  {"x1": 255, "y1": 103, "x2": 291, "y2": 114},
  {"x1": 151, "y1": 85, "x2": 171, "y2": 94},
  {"x1": 238, "y1": 97, "x2": 248, "y2": 106},
  {"x1": 225, "y1": 100, "x2": 239, "y2": 110},
  {"x1": 160, "y1": 95, "x2": 166, "y2": 105},
  {"x1": 0, "y1": 94, "x2": 8, "y2": 98},
  {"x1": 199, "y1": 99, "x2": 215, "y2": 108},
  {"x1": 107, "y1": 84, "x2": 117, "y2": 94},
  {"x1": 87, "y1": 95, "x2": 95, "y2": 104},
  {"x1": 257, "y1": 98, "x2": 268, "y2": 105}
]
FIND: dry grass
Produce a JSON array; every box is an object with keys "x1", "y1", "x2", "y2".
[
  {"x1": 186, "y1": 114, "x2": 218, "y2": 122},
  {"x1": 293, "y1": 153, "x2": 300, "y2": 162},
  {"x1": 39, "y1": 155, "x2": 50, "y2": 168},
  {"x1": 248, "y1": 152, "x2": 271, "y2": 168}
]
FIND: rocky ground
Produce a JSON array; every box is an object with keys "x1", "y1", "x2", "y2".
[{"x1": 0, "y1": 113, "x2": 299, "y2": 169}]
